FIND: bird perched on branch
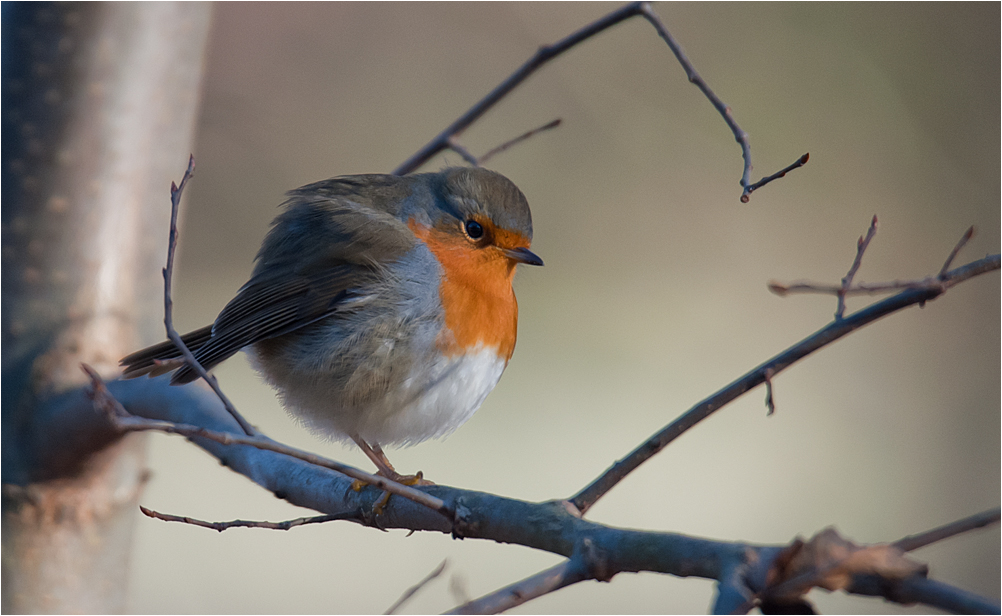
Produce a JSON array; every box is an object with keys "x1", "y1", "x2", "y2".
[{"x1": 120, "y1": 167, "x2": 542, "y2": 483}]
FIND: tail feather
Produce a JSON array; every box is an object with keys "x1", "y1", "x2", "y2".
[{"x1": 119, "y1": 325, "x2": 214, "y2": 381}]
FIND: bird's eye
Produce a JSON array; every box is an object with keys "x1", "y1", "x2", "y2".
[{"x1": 464, "y1": 220, "x2": 484, "y2": 240}]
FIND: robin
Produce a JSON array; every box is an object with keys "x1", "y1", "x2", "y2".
[{"x1": 120, "y1": 166, "x2": 542, "y2": 483}]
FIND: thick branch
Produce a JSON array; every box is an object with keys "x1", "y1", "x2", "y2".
[
  {"x1": 84, "y1": 367, "x2": 451, "y2": 519},
  {"x1": 73, "y1": 374, "x2": 999, "y2": 615}
]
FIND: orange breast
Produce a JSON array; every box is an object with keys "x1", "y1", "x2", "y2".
[{"x1": 409, "y1": 220, "x2": 520, "y2": 361}]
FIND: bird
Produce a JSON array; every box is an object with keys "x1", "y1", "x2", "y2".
[{"x1": 120, "y1": 166, "x2": 542, "y2": 484}]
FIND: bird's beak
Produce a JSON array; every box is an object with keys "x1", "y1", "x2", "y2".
[{"x1": 502, "y1": 246, "x2": 544, "y2": 266}]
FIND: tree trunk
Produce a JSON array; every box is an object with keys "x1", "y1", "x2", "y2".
[{"x1": 1, "y1": 3, "x2": 211, "y2": 612}]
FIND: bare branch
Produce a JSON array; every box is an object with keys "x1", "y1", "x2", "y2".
[
  {"x1": 97, "y1": 366, "x2": 999, "y2": 615},
  {"x1": 770, "y1": 278, "x2": 945, "y2": 297},
  {"x1": 161, "y1": 156, "x2": 256, "y2": 436},
  {"x1": 82, "y1": 365, "x2": 453, "y2": 519},
  {"x1": 848, "y1": 574, "x2": 1000, "y2": 614},
  {"x1": 139, "y1": 505, "x2": 356, "y2": 532},
  {"x1": 570, "y1": 253, "x2": 1000, "y2": 515},
  {"x1": 393, "y1": 2, "x2": 805, "y2": 201},
  {"x1": 384, "y1": 560, "x2": 448, "y2": 615},
  {"x1": 634, "y1": 3, "x2": 808, "y2": 202},
  {"x1": 394, "y1": 3, "x2": 642, "y2": 175}
]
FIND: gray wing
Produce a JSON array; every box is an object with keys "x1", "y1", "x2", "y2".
[{"x1": 121, "y1": 175, "x2": 419, "y2": 384}]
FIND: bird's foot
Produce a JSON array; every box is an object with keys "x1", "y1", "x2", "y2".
[
  {"x1": 350, "y1": 470, "x2": 433, "y2": 492},
  {"x1": 351, "y1": 471, "x2": 434, "y2": 515}
]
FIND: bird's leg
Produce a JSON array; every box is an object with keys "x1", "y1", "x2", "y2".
[
  {"x1": 352, "y1": 436, "x2": 398, "y2": 477},
  {"x1": 350, "y1": 436, "x2": 430, "y2": 492}
]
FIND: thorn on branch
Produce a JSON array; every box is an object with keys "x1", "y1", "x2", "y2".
[{"x1": 764, "y1": 368, "x2": 776, "y2": 416}]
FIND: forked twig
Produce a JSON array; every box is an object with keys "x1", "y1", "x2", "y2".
[
  {"x1": 384, "y1": 560, "x2": 448, "y2": 615},
  {"x1": 633, "y1": 3, "x2": 807, "y2": 202},
  {"x1": 82, "y1": 365, "x2": 453, "y2": 519},
  {"x1": 570, "y1": 251, "x2": 999, "y2": 515},
  {"x1": 769, "y1": 225, "x2": 979, "y2": 320},
  {"x1": 836, "y1": 215, "x2": 879, "y2": 319},
  {"x1": 394, "y1": 2, "x2": 806, "y2": 201},
  {"x1": 162, "y1": 156, "x2": 256, "y2": 436},
  {"x1": 140, "y1": 506, "x2": 357, "y2": 532}
]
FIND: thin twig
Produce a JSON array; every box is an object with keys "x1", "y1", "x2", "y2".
[
  {"x1": 938, "y1": 226, "x2": 975, "y2": 278},
  {"x1": 393, "y1": 2, "x2": 805, "y2": 201},
  {"x1": 892, "y1": 507, "x2": 1001, "y2": 553},
  {"x1": 446, "y1": 137, "x2": 480, "y2": 167},
  {"x1": 449, "y1": 574, "x2": 472, "y2": 607},
  {"x1": 634, "y1": 4, "x2": 807, "y2": 202},
  {"x1": 740, "y1": 153, "x2": 810, "y2": 202},
  {"x1": 161, "y1": 156, "x2": 256, "y2": 436},
  {"x1": 770, "y1": 224, "x2": 981, "y2": 311},
  {"x1": 394, "y1": 3, "x2": 642, "y2": 175},
  {"x1": 770, "y1": 278, "x2": 947, "y2": 297},
  {"x1": 478, "y1": 118, "x2": 562, "y2": 165},
  {"x1": 836, "y1": 215, "x2": 879, "y2": 319},
  {"x1": 570, "y1": 253, "x2": 1000, "y2": 515},
  {"x1": 384, "y1": 560, "x2": 448, "y2": 615},
  {"x1": 140, "y1": 505, "x2": 356, "y2": 532},
  {"x1": 82, "y1": 365, "x2": 453, "y2": 519},
  {"x1": 447, "y1": 561, "x2": 585, "y2": 615}
]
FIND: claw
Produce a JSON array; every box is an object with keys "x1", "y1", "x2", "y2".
[{"x1": 353, "y1": 471, "x2": 431, "y2": 515}]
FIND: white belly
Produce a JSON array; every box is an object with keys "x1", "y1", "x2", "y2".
[
  {"x1": 354, "y1": 344, "x2": 507, "y2": 446},
  {"x1": 253, "y1": 343, "x2": 507, "y2": 447}
]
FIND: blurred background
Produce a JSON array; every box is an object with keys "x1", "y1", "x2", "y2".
[{"x1": 127, "y1": 3, "x2": 999, "y2": 613}]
